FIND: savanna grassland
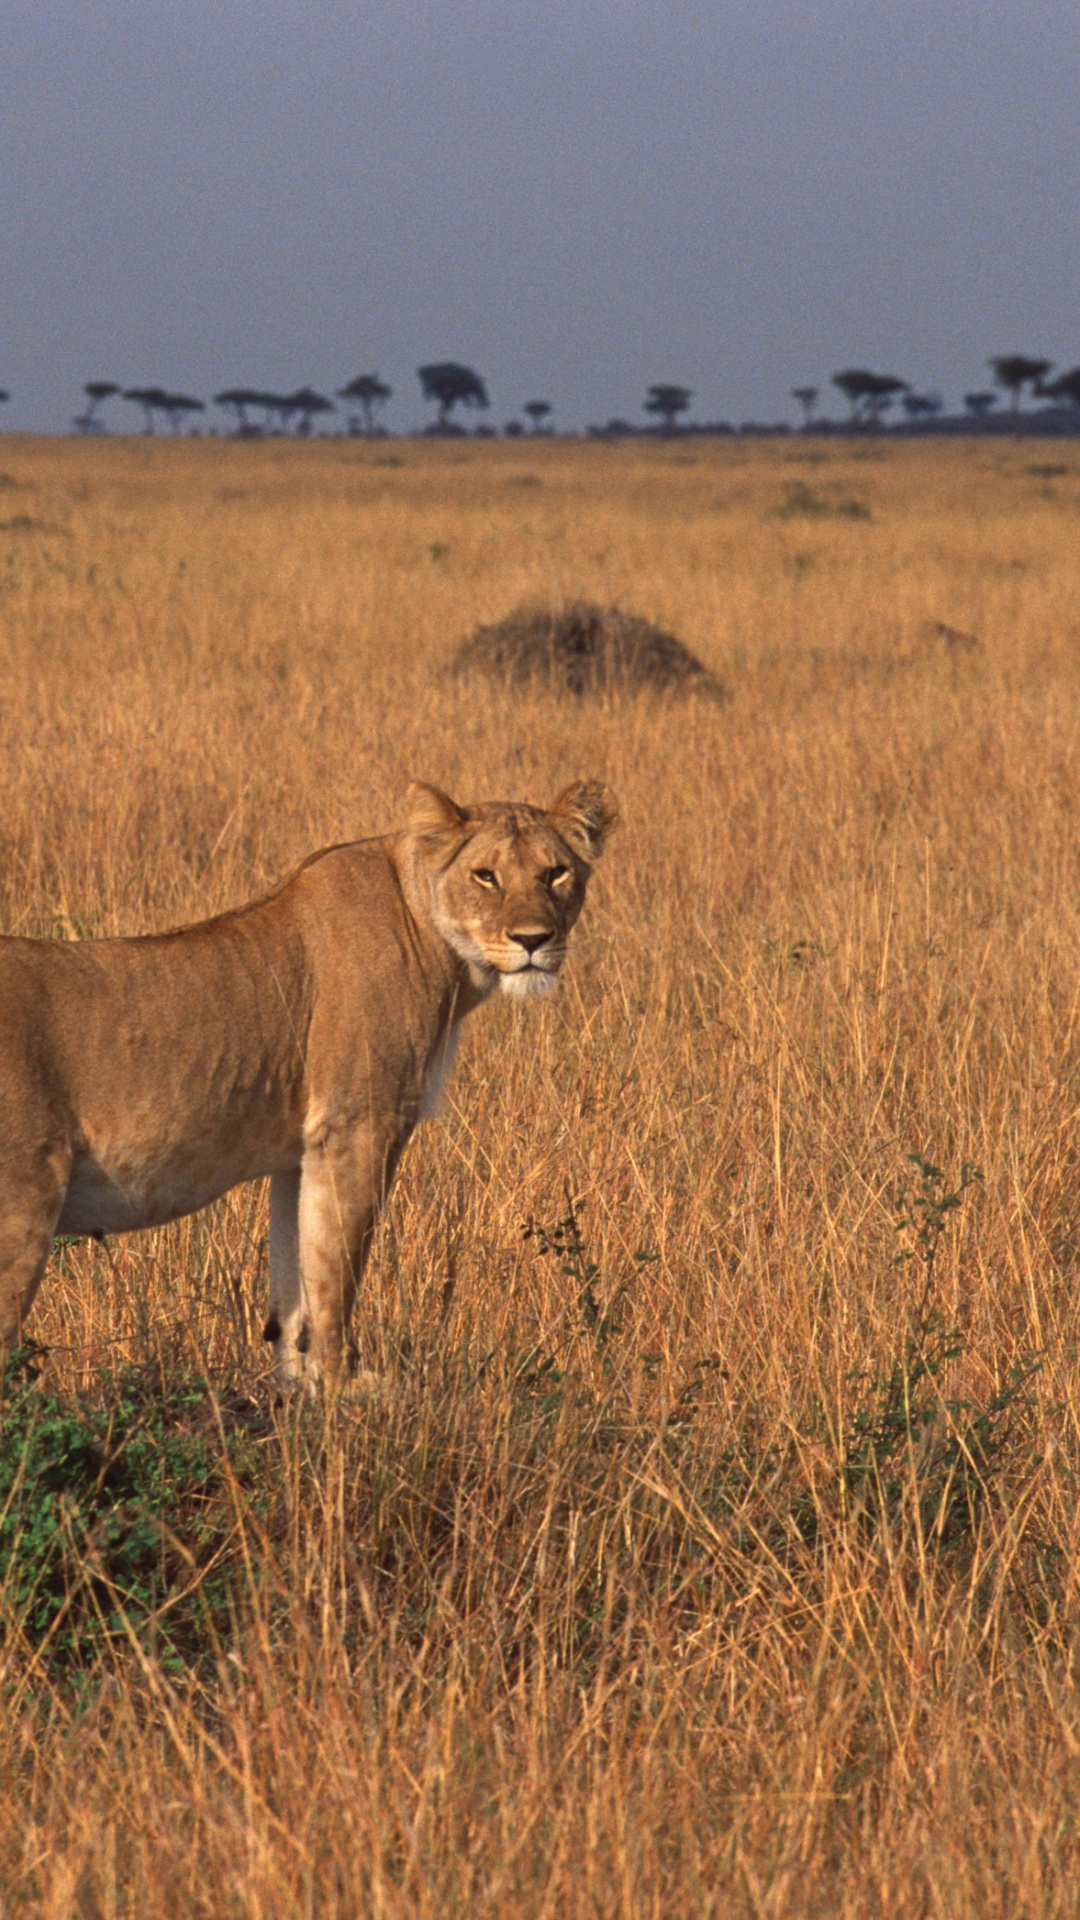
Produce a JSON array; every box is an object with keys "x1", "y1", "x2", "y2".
[{"x1": 2, "y1": 430, "x2": 1080, "y2": 1915}]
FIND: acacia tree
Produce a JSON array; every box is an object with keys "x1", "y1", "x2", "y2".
[
  {"x1": 832, "y1": 369, "x2": 908, "y2": 426},
  {"x1": 253, "y1": 393, "x2": 291, "y2": 433},
  {"x1": 75, "y1": 381, "x2": 119, "y2": 434},
  {"x1": 524, "y1": 400, "x2": 552, "y2": 433},
  {"x1": 964, "y1": 391, "x2": 998, "y2": 418},
  {"x1": 337, "y1": 375, "x2": 392, "y2": 435},
  {"x1": 832, "y1": 369, "x2": 877, "y2": 421},
  {"x1": 1044, "y1": 367, "x2": 1080, "y2": 410},
  {"x1": 901, "y1": 391, "x2": 944, "y2": 422},
  {"x1": 644, "y1": 384, "x2": 692, "y2": 430},
  {"x1": 287, "y1": 387, "x2": 334, "y2": 435},
  {"x1": 122, "y1": 386, "x2": 170, "y2": 433},
  {"x1": 868, "y1": 376, "x2": 909, "y2": 424},
  {"x1": 987, "y1": 355, "x2": 1052, "y2": 415},
  {"x1": 417, "y1": 362, "x2": 489, "y2": 429},
  {"x1": 791, "y1": 385, "x2": 818, "y2": 427},
  {"x1": 215, "y1": 388, "x2": 263, "y2": 434},
  {"x1": 160, "y1": 394, "x2": 205, "y2": 434}
]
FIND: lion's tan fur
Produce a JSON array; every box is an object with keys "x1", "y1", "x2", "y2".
[{"x1": 0, "y1": 779, "x2": 616, "y2": 1383}]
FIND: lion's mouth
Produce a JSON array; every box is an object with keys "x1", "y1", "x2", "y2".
[{"x1": 500, "y1": 951, "x2": 563, "y2": 976}]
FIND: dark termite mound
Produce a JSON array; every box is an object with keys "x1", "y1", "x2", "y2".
[{"x1": 450, "y1": 600, "x2": 725, "y2": 699}]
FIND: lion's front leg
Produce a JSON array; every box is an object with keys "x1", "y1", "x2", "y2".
[
  {"x1": 293, "y1": 1125, "x2": 403, "y2": 1388},
  {"x1": 265, "y1": 1168, "x2": 304, "y2": 1387}
]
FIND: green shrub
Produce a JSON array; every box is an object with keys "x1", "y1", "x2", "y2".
[
  {"x1": 777, "y1": 481, "x2": 871, "y2": 520},
  {"x1": 842, "y1": 1155, "x2": 1041, "y2": 1551},
  {"x1": 0, "y1": 1355, "x2": 259, "y2": 1673}
]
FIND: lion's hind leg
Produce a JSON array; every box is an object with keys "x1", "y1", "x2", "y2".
[{"x1": 0, "y1": 1138, "x2": 72, "y2": 1353}]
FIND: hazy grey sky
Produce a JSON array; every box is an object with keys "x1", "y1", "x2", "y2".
[{"x1": 3, "y1": 0, "x2": 1078, "y2": 432}]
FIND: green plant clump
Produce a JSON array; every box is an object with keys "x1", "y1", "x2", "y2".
[
  {"x1": 0, "y1": 1357, "x2": 256, "y2": 1673},
  {"x1": 842, "y1": 1154, "x2": 1041, "y2": 1551},
  {"x1": 777, "y1": 482, "x2": 871, "y2": 520}
]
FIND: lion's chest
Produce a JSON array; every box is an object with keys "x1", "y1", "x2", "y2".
[{"x1": 418, "y1": 1024, "x2": 461, "y2": 1121}]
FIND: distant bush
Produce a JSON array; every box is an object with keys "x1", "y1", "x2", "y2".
[{"x1": 451, "y1": 599, "x2": 726, "y2": 699}]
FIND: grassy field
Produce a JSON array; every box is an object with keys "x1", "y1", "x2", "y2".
[{"x1": 1, "y1": 429, "x2": 1080, "y2": 1914}]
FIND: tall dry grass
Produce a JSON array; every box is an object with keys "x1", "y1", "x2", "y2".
[{"x1": 1, "y1": 432, "x2": 1080, "y2": 1913}]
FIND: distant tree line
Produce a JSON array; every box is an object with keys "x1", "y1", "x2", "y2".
[
  {"x1": 784, "y1": 356, "x2": 1080, "y2": 432},
  {"x1": 2, "y1": 352, "x2": 1079, "y2": 439}
]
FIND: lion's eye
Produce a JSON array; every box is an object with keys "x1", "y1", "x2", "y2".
[
  {"x1": 542, "y1": 865, "x2": 570, "y2": 888},
  {"x1": 472, "y1": 868, "x2": 499, "y2": 889}
]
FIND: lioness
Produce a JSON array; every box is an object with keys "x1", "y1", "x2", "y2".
[{"x1": 0, "y1": 779, "x2": 617, "y2": 1384}]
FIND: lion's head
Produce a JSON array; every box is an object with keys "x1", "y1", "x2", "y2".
[{"x1": 405, "y1": 779, "x2": 618, "y2": 999}]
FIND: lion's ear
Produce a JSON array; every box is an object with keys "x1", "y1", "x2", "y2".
[
  {"x1": 548, "y1": 780, "x2": 619, "y2": 863},
  {"x1": 406, "y1": 781, "x2": 469, "y2": 839}
]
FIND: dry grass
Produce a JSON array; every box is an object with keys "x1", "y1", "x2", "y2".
[{"x1": 2, "y1": 431, "x2": 1080, "y2": 1913}]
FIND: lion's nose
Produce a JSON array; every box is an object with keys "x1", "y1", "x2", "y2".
[{"x1": 510, "y1": 930, "x2": 551, "y2": 956}]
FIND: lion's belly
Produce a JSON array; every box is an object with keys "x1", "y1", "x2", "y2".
[{"x1": 57, "y1": 1123, "x2": 299, "y2": 1236}]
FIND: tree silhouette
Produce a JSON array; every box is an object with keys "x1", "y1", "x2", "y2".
[
  {"x1": 74, "y1": 381, "x2": 119, "y2": 434},
  {"x1": 791, "y1": 386, "x2": 818, "y2": 427},
  {"x1": 160, "y1": 393, "x2": 205, "y2": 434},
  {"x1": 123, "y1": 387, "x2": 170, "y2": 434},
  {"x1": 524, "y1": 400, "x2": 552, "y2": 433},
  {"x1": 287, "y1": 387, "x2": 334, "y2": 436},
  {"x1": 1044, "y1": 367, "x2": 1080, "y2": 410},
  {"x1": 832, "y1": 369, "x2": 909, "y2": 426},
  {"x1": 644, "y1": 384, "x2": 692, "y2": 430},
  {"x1": 337, "y1": 375, "x2": 392, "y2": 435},
  {"x1": 900, "y1": 391, "x2": 944, "y2": 421},
  {"x1": 963, "y1": 391, "x2": 998, "y2": 418},
  {"x1": 215, "y1": 388, "x2": 263, "y2": 435},
  {"x1": 987, "y1": 355, "x2": 1052, "y2": 415},
  {"x1": 832, "y1": 369, "x2": 877, "y2": 421},
  {"x1": 417, "y1": 362, "x2": 489, "y2": 429},
  {"x1": 250, "y1": 392, "x2": 290, "y2": 434},
  {"x1": 869, "y1": 376, "x2": 909, "y2": 423}
]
